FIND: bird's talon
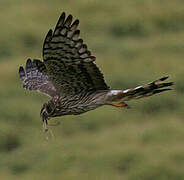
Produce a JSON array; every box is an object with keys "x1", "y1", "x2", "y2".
[{"x1": 111, "y1": 102, "x2": 130, "y2": 108}]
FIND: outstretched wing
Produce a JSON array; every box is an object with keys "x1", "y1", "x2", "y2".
[
  {"x1": 42, "y1": 12, "x2": 109, "y2": 96},
  {"x1": 19, "y1": 59, "x2": 57, "y2": 97}
]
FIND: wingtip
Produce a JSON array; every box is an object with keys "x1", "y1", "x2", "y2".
[
  {"x1": 19, "y1": 66, "x2": 24, "y2": 72},
  {"x1": 26, "y1": 58, "x2": 32, "y2": 67},
  {"x1": 64, "y1": 14, "x2": 73, "y2": 27},
  {"x1": 58, "y1": 12, "x2": 66, "y2": 23},
  {"x1": 67, "y1": 14, "x2": 73, "y2": 20},
  {"x1": 19, "y1": 66, "x2": 25, "y2": 80},
  {"x1": 61, "y1": 12, "x2": 66, "y2": 17},
  {"x1": 26, "y1": 58, "x2": 32, "y2": 63},
  {"x1": 48, "y1": 29, "x2": 53, "y2": 35},
  {"x1": 72, "y1": 19, "x2": 79, "y2": 26}
]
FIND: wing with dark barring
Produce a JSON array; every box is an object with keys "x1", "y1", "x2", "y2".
[
  {"x1": 42, "y1": 12, "x2": 109, "y2": 96},
  {"x1": 19, "y1": 59, "x2": 57, "y2": 97}
]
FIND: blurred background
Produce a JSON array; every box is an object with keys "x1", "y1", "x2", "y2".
[{"x1": 0, "y1": 0, "x2": 184, "y2": 179}]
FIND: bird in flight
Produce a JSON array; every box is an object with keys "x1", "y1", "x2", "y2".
[{"x1": 19, "y1": 12, "x2": 173, "y2": 132}]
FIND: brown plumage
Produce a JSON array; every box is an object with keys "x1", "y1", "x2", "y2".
[{"x1": 19, "y1": 12, "x2": 174, "y2": 131}]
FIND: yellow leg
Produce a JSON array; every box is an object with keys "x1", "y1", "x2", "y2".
[{"x1": 111, "y1": 102, "x2": 130, "y2": 109}]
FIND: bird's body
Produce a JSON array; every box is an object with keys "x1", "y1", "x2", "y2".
[
  {"x1": 19, "y1": 12, "x2": 173, "y2": 131},
  {"x1": 41, "y1": 90, "x2": 107, "y2": 118}
]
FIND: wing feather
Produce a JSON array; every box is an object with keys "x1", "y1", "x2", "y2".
[
  {"x1": 42, "y1": 12, "x2": 109, "y2": 96},
  {"x1": 19, "y1": 59, "x2": 57, "y2": 97}
]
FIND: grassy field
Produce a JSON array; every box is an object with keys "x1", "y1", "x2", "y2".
[{"x1": 0, "y1": 0, "x2": 184, "y2": 179}]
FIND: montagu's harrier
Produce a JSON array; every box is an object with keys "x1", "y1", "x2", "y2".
[{"x1": 19, "y1": 12, "x2": 173, "y2": 131}]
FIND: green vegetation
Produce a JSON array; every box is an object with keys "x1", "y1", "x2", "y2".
[{"x1": 0, "y1": 0, "x2": 183, "y2": 179}]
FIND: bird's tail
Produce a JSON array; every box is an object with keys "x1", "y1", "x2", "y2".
[
  {"x1": 121, "y1": 76, "x2": 174, "y2": 101},
  {"x1": 106, "y1": 76, "x2": 174, "y2": 104}
]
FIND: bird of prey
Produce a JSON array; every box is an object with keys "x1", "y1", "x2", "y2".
[{"x1": 19, "y1": 12, "x2": 173, "y2": 131}]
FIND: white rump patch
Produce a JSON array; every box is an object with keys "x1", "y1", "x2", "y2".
[{"x1": 108, "y1": 90, "x2": 121, "y2": 96}]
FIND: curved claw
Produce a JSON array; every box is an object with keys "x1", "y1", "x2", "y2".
[{"x1": 111, "y1": 102, "x2": 130, "y2": 109}]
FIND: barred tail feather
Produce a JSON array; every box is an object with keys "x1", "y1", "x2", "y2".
[{"x1": 121, "y1": 76, "x2": 174, "y2": 101}]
